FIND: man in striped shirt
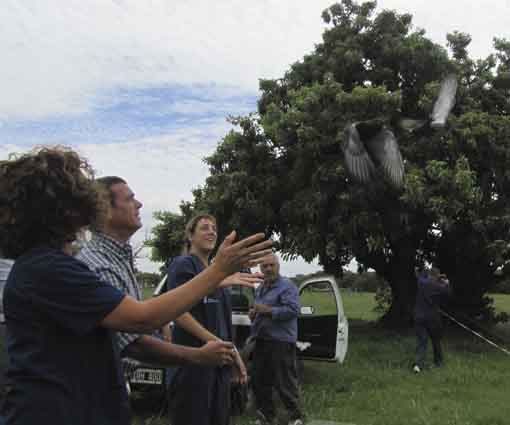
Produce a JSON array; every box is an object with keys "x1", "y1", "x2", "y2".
[{"x1": 77, "y1": 176, "x2": 235, "y2": 369}]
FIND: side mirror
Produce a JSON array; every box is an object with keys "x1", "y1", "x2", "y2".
[{"x1": 300, "y1": 306, "x2": 315, "y2": 315}]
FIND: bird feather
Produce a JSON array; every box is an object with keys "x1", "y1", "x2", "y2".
[
  {"x1": 342, "y1": 123, "x2": 376, "y2": 183},
  {"x1": 430, "y1": 74, "x2": 457, "y2": 128}
]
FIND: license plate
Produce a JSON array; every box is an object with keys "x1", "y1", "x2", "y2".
[{"x1": 130, "y1": 368, "x2": 164, "y2": 385}]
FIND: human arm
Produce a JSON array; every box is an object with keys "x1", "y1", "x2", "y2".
[
  {"x1": 91, "y1": 267, "x2": 141, "y2": 351},
  {"x1": 102, "y1": 232, "x2": 272, "y2": 333},
  {"x1": 123, "y1": 335, "x2": 235, "y2": 367},
  {"x1": 231, "y1": 347, "x2": 247, "y2": 384},
  {"x1": 269, "y1": 284, "x2": 300, "y2": 321},
  {"x1": 438, "y1": 275, "x2": 452, "y2": 295},
  {"x1": 175, "y1": 312, "x2": 221, "y2": 342},
  {"x1": 219, "y1": 272, "x2": 264, "y2": 289},
  {"x1": 252, "y1": 303, "x2": 273, "y2": 316},
  {"x1": 429, "y1": 275, "x2": 451, "y2": 297}
]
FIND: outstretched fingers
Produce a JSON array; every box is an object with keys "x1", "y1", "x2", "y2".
[
  {"x1": 215, "y1": 232, "x2": 273, "y2": 274},
  {"x1": 236, "y1": 238, "x2": 273, "y2": 256},
  {"x1": 229, "y1": 235, "x2": 273, "y2": 266},
  {"x1": 236, "y1": 273, "x2": 264, "y2": 288},
  {"x1": 218, "y1": 272, "x2": 264, "y2": 288},
  {"x1": 216, "y1": 342, "x2": 235, "y2": 365},
  {"x1": 230, "y1": 233, "x2": 267, "y2": 249}
]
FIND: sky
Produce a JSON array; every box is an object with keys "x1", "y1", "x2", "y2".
[{"x1": 1, "y1": 0, "x2": 509, "y2": 276}]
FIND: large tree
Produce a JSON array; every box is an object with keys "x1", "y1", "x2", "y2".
[{"x1": 149, "y1": 1, "x2": 510, "y2": 325}]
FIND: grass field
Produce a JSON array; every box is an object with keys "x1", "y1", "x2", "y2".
[{"x1": 133, "y1": 291, "x2": 510, "y2": 425}]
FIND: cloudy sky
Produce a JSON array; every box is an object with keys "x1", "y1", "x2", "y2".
[{"x1": 1, "y1": 0, "x2": 509, "y2": 276}]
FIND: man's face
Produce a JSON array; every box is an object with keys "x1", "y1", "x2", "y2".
[
  {"x1": 189, "y1": 218, "x2": 217, "y2": 253},
  {"x1": 109, "y1": 183, "x2": 143, "y2": 236},
  {"x1": 260, "y1": 255, "x2": 280, "y2": 284}
]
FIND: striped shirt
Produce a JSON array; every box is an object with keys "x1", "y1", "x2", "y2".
[
  {"x1": 0, "y1": 258, "x2": 14, "y2": 321},
  {"x1": 76, "y1": 232, "x2": 141, "y2": 353}
]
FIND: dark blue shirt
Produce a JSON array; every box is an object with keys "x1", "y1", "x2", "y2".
[
  {"x1": 1, "y1": 248, "x2": 128, "y2": 425},
  {"x1": 251, "y1": 276, "x2": 300, "y2": 343},
  {"x1": 415, "y1": 273, "x2": 450, "y2": 321},
  {"x1": 165, "y1": 255, "x2": 233, "y2": 425},
  {"x1": 167, "y1": 255, "x2": 232, "y2": 346}
]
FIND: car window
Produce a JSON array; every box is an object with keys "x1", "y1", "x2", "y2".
[{"x1": 299, "y1": 280, "x2": 337, "y2": 316}]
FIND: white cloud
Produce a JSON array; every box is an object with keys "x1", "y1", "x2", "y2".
[
  {"x1": 0, "y1": 122, "x2": 224, "y2": 263},
  {"x1": 78, "y1": 131, "x2": 219, "y2": 213},
  {"x1": 78, "y1": 126, "x2": 325, "y2": 276},
  {"x1": 0, "y1": 124, "x2": 324, "y2": 275},
  {"x1": 2, "y1": 0, "x2": 509, "y2": 276},
  {"x1": 376, "y1": 0, "x2": 510, "y2": 59},
  {"x1": 3, "y1": 0, "x2": 506, "y2": 121},
  {"x1": 0, "y1": 0, "x2": 334, "y2": 120}
]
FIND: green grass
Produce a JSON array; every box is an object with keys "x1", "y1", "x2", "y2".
[
  {"x1": 490, "y1": 293, "x2": 510, "y2": 313},
  {"x1": 300, "y1": 287, "x2": 339, "y2": 316},
  {"x1": 296, "y1": 325, "x2": 510, "y2": 425},
  {"x1": 133, "y1": 292, "x2": 510, "y2": 425},
  {"x1": 340, "y1": 289, "x2": 381, "y2": 322}
]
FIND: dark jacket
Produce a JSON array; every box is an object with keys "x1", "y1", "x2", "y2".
[{"x1": 414, "y1": 273, "x2": 451, "y2": 321}]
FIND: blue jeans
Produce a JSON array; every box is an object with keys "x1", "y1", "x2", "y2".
[{"x1": 415, "y1": 318, "x2": 443, "y2": 368}]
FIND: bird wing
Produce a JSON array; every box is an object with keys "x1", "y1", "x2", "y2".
[
  {"x1": 365, "y1": 127, "x2": 404, "y2": 188},
  {"x1": 342, "y1": 123, "x2": 375, "y2": 183},
  {"x1": 430, "y1": 74, "x2": 457, "y2": 128}
]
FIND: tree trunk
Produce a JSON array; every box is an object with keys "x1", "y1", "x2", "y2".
[
  {"x1": 380, "y1": 285, "x2": 415, "y2": 328},
  {"x1": 380, "y1": 264, "x2": 416, "y2": 328}
]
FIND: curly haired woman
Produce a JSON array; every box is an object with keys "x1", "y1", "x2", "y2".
[{"x1": 0, "y1": 147, "x2": 271, "y2": 425}]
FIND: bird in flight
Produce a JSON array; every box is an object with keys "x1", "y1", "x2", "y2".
[{"x1": 342, "y1": 74, "x2": 458, "y2": 188}]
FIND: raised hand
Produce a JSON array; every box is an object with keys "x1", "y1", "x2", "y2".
[
  {"x1": 214, "y1": 231, "x2": 273, "y2": 276},
  {"x1": 253, "y1": 303, "x2": 272, "y2": 315}
]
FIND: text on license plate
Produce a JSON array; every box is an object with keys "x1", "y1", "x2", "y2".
[{"x1": 130, "y1": 368, "x2": 164, "y2": 385}]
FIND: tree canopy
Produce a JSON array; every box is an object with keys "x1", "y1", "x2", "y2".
[{"x1": 148, "y1": 0, "x2": 510, "y2": 325}]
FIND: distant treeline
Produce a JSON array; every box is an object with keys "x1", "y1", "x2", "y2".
[
  {"x1": 492, "y1": 279, "x2": 510, "y2": 294},
  {"x1": 292, "y1": 270, "x2": 510, "y2": 295}
]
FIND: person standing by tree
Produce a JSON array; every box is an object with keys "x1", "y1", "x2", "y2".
[
  {"x1": 0, "y1": 147, "x2": 271, "y2": 425},
  {"x1": 166, "y1": 214, "x2": 252, "y2": 425},
  {"x1": 413, "y1": 267, "x2": 451, "y2": 373},
  {"x1": 249, "y1": 253, "x2": 303, "y2": 425}
]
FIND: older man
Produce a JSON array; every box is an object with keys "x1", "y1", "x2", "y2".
[
  {"x1": 249, "y1": 254, "x2": 303, "y2": 425},
  {"x1": 77, "y1": 176, "x2": 238, "y2": 369}
]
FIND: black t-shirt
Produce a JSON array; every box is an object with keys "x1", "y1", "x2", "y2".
[
  {"x1": 1, "y1": 247, "x2": 128, "y2": 425},
  {"x1": 167, "y1": 255, "x2": 232, "y2": 346}
]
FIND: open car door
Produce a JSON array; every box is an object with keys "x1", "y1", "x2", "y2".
[{"x1": 297, "y1": 275, "x2": 348, "y2": 363}]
